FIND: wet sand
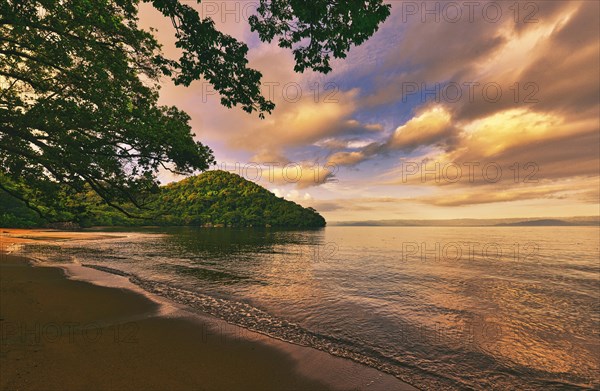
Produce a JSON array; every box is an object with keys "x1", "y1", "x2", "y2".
[{"x1": 0, "y1": 229, "x2": 417, "y2": 390}]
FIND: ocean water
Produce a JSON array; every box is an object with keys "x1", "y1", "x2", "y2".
[{"x1": 19, "y1": 226, "x2": 600, "y2": 390}]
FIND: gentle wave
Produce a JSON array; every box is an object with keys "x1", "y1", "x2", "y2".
[{"x1": 83, "y1": 263, "x2": 449, "y2": 389}]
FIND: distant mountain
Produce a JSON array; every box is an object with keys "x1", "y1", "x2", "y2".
[
  {"x1": 495, "y1": 219, "x2": 597, "y2": 227},
  {"x1": 330, "y1": 217, "x2": 600, "y2": 227},
  {"x1": 0, "y1": 171, "x2": 326, "y2": 228}
]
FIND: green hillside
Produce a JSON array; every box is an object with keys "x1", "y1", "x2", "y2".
[
  {"x1": 0, "y1": 171, "x2": 326, "y2": 228},
  {"x1": 155, "y1": 171, "x2": 325, "y2": 227}
]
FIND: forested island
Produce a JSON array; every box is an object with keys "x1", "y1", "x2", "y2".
[{"x1": 0, "y1": 171, "x2": 326, "y2": 229}]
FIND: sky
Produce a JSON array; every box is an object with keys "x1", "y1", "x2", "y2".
[{"x1": 138, "y1": 0, "x2": 599, "y2": 222}]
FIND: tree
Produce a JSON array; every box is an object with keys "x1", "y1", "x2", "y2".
[{"x1": 0, "y1": 0, "x2": 390, "y2": 221}]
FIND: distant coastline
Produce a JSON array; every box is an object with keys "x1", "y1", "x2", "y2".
[{"x1": 329, "y1": 216, "x2": 600, "y2": 227}]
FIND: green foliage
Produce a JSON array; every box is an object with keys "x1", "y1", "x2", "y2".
[
  {"x1": 249, "y1": 0, "x2": 391, "y2": 73},
  {"x1": 1, "y1": 0, "x2": 215, "y2": 217},
  {"x1": 1, "y1": 0, "x2": 388, "y2": 220},
  {"x1": 148, "y1": 0, "x2": 275, "y2": 117},
  {"x1": 0, "y1": 189, "x2": 43, "y2": 227},
  {"x1": 0, "y1": 171, "x2": 326, "y2": 228}
]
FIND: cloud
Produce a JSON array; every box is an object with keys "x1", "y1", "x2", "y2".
[
  {"x1": 327, "y1": 151, "x2": 367, "y2": 167},
  {"x1": 371, "y1": 106, "x2": 598, "y2": 211},
  {"x1": 322, "y1": 106, "x2": 458, "y2": 167},
  {"x1": 250, "y1": 150, "x2": 291, "y2": 165},
  {"x1": 272, "y1": 188, "x2": 313, "y2": 202},
  {"x1": 417, "y1": 184, "x2": 569, "y2": 207},
  {"x1": 324, "y1": 140, "x2": 383, "y2": 165},
  {"x1": 379, "y1": 107, "x2": 598, "y2": 184},
  {"x1": 306, "y1": 197, "x2": 404, "y2": 213},
  {"x1": 231, "y1": 161, "x2": 336, "y2": 189},
  {"x1": 321, "y1": 1, "x2": 599, "y2": 210},
  {"x1": 355, "y1": 1, "x2": 513, "y2": 109},
  {"x1": 386, "y1": 106, "x2": 458, "y2": 152},
  {"x1": 441, "y1": 109, "x2": 598, "y2": 182},
  {"x1": 449, "y1": 2, "x2": 599, "y2": 123},
  {"x1": 227, "y1": 88, "x2": 377, "y2": 152},
  {"x1": 517, "y1": 1, "x2": 599, "y2": 116},
  {"x1": 412, "y1": 176, "x2": 600, "y2": 207}
]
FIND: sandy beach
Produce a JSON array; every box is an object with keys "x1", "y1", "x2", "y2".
[{"x1": 0, "y1": 229, "x2": 416, "y2": 391}]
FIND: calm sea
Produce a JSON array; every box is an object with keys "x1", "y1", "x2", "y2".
[{"x1": 20, "y1": 226, "x2": 600, "y2": 390}]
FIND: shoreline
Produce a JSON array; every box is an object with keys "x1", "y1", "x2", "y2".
[{"x1": 0, "y1": 229, "x2": 417, "y2": 390}]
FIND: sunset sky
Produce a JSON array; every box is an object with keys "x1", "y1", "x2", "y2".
[{"x1": 139, "y1": 0, "x2": 599, "y2": 222}]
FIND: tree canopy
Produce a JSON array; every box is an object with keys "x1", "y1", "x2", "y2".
[
  {"x1": 0, "y1": 0, "x2": 390, "y2": 221},
  {"x1": 0, "y1": 170, "x2": 327, "y2": 228}
]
